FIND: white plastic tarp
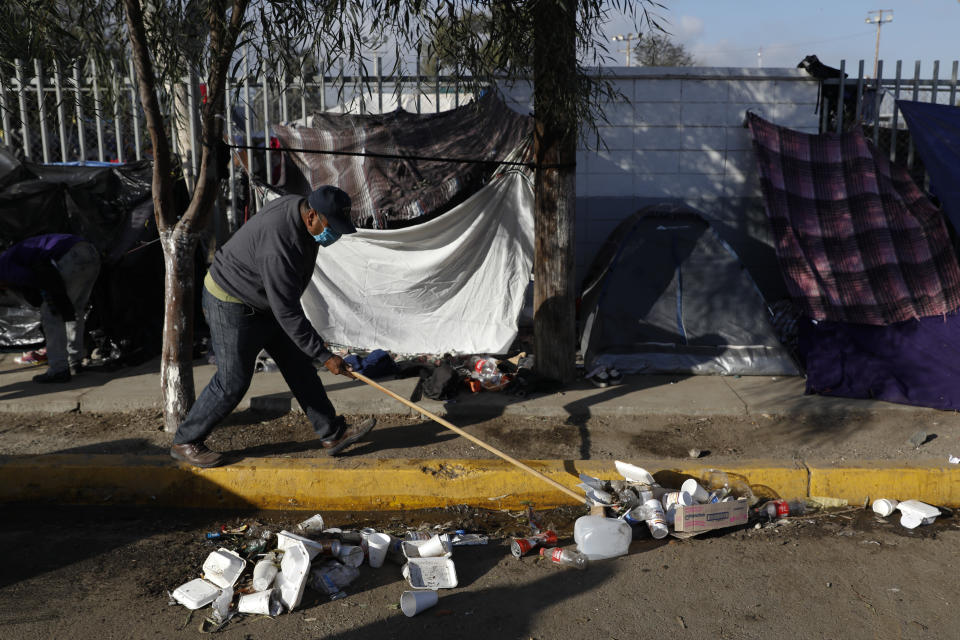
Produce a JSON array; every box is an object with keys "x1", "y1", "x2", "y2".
[{"x1": 301, "y1": 170, "x2": 534, "y2": 355}]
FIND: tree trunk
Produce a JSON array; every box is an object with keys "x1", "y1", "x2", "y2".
[
  {"x1": 532, "y1": 0, "x2": 578, "y2": 384},
  {"x1": 159, "y1": 227, "x2": 200, "y2": 431}
]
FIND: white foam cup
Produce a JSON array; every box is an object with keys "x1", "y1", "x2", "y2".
[
  {"x1": 367, "y1": 532, "x2": 391, "y2": 568},
  {"x1": 872, "y1": 498, "x2": 899, "y2": 517},
  {"x1": 900, "y1": 513, "x2": 923, "y2": 529},
  {"x1": 417, "y1": 533, "x2": 449, "y2": 557},
  {"x1": 400, "y1": 590, "x2": 439, "y2": 617},
  {"x1": 681, "y1": 479, "x2": 710, "y2": 503},
  {"x1": 337, "y1": 544, "x2": 364, "y2": 568},
  {"x1": 360, "y1": 527, "x2": 377, "y2": 555},
  {"x1": 661, "y1": 490, "x2": 693, "y2": 510},
  {"x1": 238, "y1": 589, "x2": 274, "y2": 615}
]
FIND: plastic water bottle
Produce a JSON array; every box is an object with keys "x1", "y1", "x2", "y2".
[
  {"x1": 761, "y1": 498, "x2": 806, "y2": 520},
  {"x1": 573, "y1": 515, "x2": 632, "y2": 560},
  {"x1": 539, "y1": 546, "x2": 588, "y2": 569},
  {"x1": 252, "y1": 552, "x2": 279, "y2": 591}
]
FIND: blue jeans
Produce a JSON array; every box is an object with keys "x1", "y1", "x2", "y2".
[
  {"x1": 43, "y1": 241, "x2": 101, "y2": 374},
  {"x1": 173, "y1": 287, "x2": 341, "y2": 445}
]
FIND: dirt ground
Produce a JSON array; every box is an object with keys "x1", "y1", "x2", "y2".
[
  {"x1": 1, "y1": 503, "x2": 958, "y2": 640},
  {"x1": 0, "y1": 406, "x2": 958, "y2": 464}
]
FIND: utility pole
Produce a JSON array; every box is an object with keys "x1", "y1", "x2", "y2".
[
  {"x1": 611, "y1": 33, "x2": 638, "y2": 67},
  {"x1": 865, "y1": 9, "x2": 893, "y2": 78}
]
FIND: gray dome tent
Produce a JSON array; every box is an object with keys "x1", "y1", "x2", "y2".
[{"x1": 579, "y1": 205, "x2": 799, "y2": 376}]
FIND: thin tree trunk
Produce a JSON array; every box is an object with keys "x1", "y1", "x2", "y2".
[
  {"x1": 532, "y1": 0, "x2": 577, "y2": 384},
  {"x1": 159, "y1": 228, "x2": 199, "y2": 431}
]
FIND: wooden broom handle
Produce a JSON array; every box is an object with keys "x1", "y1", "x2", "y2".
[{"x1": 346, "y1": 371, "x2": 585, "y2": 503}]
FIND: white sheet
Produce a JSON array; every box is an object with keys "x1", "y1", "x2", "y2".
[{"x1": 301, "y1": 170, "x2": 534, "y2": 355}]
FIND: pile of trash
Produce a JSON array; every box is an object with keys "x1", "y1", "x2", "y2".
[{"x1": 170, "y1": 514, "x2": 488, "y2": 625}]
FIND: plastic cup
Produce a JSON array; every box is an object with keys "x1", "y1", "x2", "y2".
[
  {"x1": 337, "y1": 544, "x2": 364, "y2": 568},
  {"x1": 297, "y1": 514, "x2": 325, "y2": 535},
  {"x1": 661, "y1": 490, "x2": 693, "y2": 510},
  {"x1": 400, "y1": 590, "x2": 439, "y2": 617},
  {"x1": 367, "y1": 532, "x2": 391, "y2": 568},
  {"x1": 417, "y1": 534, "x2": 449, "y2": 557},
  {"x1": 681, "y1": 479, "x2": 710, "y2": 504},
  {"x1": 872, "y1": 498, "x2": 899, "y2": 517},
  {"x1": 238, "y1": 589, "x2": 274, "y2": 615}
]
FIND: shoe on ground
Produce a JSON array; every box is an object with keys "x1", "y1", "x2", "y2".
[
  {"x1": 170, "y1": 442, "x2": 225, "y2": 468},
  {"x1": 15, "y1": 350, "x2": 48, "y2": 366},
  {"x1": 321, "y1": 417, "x2": 377, "y2": 455},
  {"x1": 585, "y1": 366, "x2": 609, "y2": 388},
  {"x1": 33, "y1": 369, "x2": 71, "y2": 384},
  {"x1": 607, "y1": 368, "x2": 623, "y2": 385}
]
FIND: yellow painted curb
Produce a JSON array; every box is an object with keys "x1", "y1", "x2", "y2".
[
  {"x1": 1, "y1": 455, "x2": 957, "y2": 511},
  {"x1": 809, "y1": 462, "x2": 960, "y2": 507}
]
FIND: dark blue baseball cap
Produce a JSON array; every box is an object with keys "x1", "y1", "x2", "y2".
[{"x1": 307, "y1": 186, "x2": 356, "y2": 234}]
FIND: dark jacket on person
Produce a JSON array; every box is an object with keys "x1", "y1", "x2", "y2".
[
  {"x1": 0, "y1": 233, "x2": 81, "y2": 320},
  {"x1": 208, "y1": 195, "x2": 333, "y2": 362}
]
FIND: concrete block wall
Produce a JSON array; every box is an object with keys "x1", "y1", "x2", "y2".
[{"x1": 503, "y1": 67, "x2": 820, "y2": 299}]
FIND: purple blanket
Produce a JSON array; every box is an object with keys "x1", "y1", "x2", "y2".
[
  {"x1": 747, "y1": 112, "x2": 960, "y2": 326},
  {"x1": 800, "y1": 314, "x2": 960, "y2": 411}
]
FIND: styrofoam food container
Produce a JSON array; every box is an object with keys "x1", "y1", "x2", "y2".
[
  {"x1": 402, "y1": 557, "x2": 458, "y2": 589},
  {"x1": 402, "y1": 538, "x2": 453, "y2": 559},
  {"x1": 277, "y1": 530, "x2": 339, "y2": 560},
  {"x1": 897, "y1": 500, "x2": 940, "y2": 525},
  {"x1": 275, "y1": 541, "x2": 311, "y2": 611},
  {"x1": 614, "y1": 460, "x2": 655, "y2": 485},
  {"x1": 172, "y1": 548, "x2": 245, "y2": 610}
]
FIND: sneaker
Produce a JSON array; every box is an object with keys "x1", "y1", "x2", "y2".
[
  {"x1": 585, "y1": 366, "x2": 609, "y2": 388},
  {"x1": 15, "y1": 349, "x2": 48, "y2": 366},
  {"x1": 321, "y1": 417, "x2": 377, "y2": 455},
  {"x1": 607, "y1": 368, "x2": 623, "y2": 385},
  {"x1": 33, "y1": 369, "x2": 71, "y2": 384},
  {"x1": 170, "y1": 442, "x2": 225, "y2": 468}
]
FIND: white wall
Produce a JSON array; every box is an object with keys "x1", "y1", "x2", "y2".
[{"x1": 503, "y1": 67, "x2": 820, "y2": 297}]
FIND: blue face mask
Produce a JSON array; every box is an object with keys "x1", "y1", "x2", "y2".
[{"x1": 313, "y1": 227, "x2": 341, "y2": 247}]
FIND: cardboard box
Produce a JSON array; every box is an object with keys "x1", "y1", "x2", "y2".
[{"x1": 673, "y1": 499, "x2": 749, "y2": 534}]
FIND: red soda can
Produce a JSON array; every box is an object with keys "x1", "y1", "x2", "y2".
[{"x1": 510, "y1": 530, "x2": 558, "y2": 557}]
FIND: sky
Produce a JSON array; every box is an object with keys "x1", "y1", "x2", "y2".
[{"x1": 601, "y1": 1, "x2": 959, "y2": 73}]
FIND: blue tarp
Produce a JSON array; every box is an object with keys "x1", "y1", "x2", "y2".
[{"x1": 897, "y1": 100, "x2": 960, "y2": 233}]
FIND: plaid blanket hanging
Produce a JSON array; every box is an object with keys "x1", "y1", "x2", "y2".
[{"x1": 746, "y1": 111, "x2": 960, "y2": 325}]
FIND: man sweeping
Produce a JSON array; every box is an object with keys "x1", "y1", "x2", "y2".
[{"x1": 171, "y1": 186, "x2": 375, "y2": 468}]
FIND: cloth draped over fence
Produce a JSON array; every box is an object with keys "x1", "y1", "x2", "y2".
[
  {"x1": 297, "y1": 169, "x2": 534, "y2": 356},
  {"x1": 273, "y1": 93, "x2": 533, "y2": 229},
  {"x1": 746, "y1": 111, "x2": 960, "y2": 326},
  {"x1": 896, "y1": 100, "x2": 960, "y2": 236}
]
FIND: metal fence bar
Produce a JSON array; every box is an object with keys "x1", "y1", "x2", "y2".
[
  {"x1": 91, "y1": 60, "x2": 106, "y2": 162},
  {"x1": 376, "y1": 56, "x2": 383, "y2": 113},
  {"x1": 890, "y1": 60, "x2": 902, "y2": 163},
  {"x1": 951, "y1": 61, "x2": 959, "y2": 108},
  {"x1": 52, "y1": 61, "x2": 68, "y2": 162},
  {"x1": 261, "y1": 60, "x2": 271, "y2": 186},
  {"x1": 853, "y1": 60, "x2": 864, "y2": 124},
  {"x1": 34, "y1": 59, "x2": 51, "y2": 163},
  {"x1": 128, "y1": 57, "x2": 142, "y2": 161},
  {"x1": 225, "y1": 72, "x2": 237, "y2": 231},
  {"x1": 186, "y1": 70, "x2": 198, "y2": 182},
  {"x1": 834, "y1": 59, "x2": 846, "y2": 134},
  {"x1": 15, "y1": 60, "x2": 31, "y2": 159},
  {"x1": 111, "y1": 61, "x2": 124, "y2": 164},
  {"x1": 434, "y1": 70, "x2": 440, "y2": 114},
  {"x1": 279, "y1": 62, "x2": 289, "y2": 122},
  {"x1": 905, "y1": 61, "x2": 921, "y2": 171},
  {"x1": 298, "y1": 63, "x2": 307, "y2": 122},
  {"x1": 72, "y1": 62, "x2": 87, "y2": 162},
  {"x1": 872, "y1": 60, "x2": 883, "y2": 146},
  {"x1": 0, "y1": 79, "x2": 10, "y2": 150}
]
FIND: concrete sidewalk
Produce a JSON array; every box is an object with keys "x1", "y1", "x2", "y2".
[{"x1": 1, "y1": 353, "x2": 957, "y2": 511}]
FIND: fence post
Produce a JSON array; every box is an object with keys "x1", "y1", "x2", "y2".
[
  {"x1": 853, "y1": 60, "x2": 865, "y2": 124},
  {"x1": 34, "y1": 59, "x2": 51, "y2": 163},
  {"x1": 279, "y1": 61, "x2": 289, "y2": 123},
  {"x1": 298, "y1": 59, "x2": 307, "y2": 122},
  {"x1": 931, "y1": 60, "x2": 940, "y2": 105},
  {"x1": 435, "y1": 69, "x2": 441, "y2": 113},
  {"x1": 72, "y1": 62, "x2": 87, "y2": 162},
  {"x1": 90, "y1": 59, "x2": 106, "y2": 162},
  {"x1": 14, "y1": 59, "x2": 31, "y2": 159},
  {"x1": 376, "y1": 56, "x2": 383, "y2": 114},
  {"x1": 52, "y1": 60, "x2": 69, "y2": 162},
  {"x1": 128, "y1": 57, "x2": 142, "y2": 161}
]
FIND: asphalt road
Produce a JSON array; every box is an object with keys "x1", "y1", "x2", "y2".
[{"x1": 1, "y1": 504, "x2": 957, "y2": 640}]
